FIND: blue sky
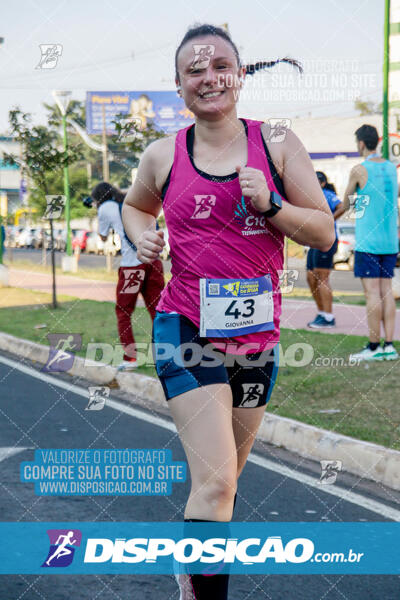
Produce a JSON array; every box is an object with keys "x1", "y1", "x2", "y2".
[{"x1": 0, "y1": 0, "x2": 384, "y2": 131}]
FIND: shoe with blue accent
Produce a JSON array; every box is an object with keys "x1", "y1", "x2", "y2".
[{"x1": 308, "y1": 315, "x2": 336, "y2": 329}]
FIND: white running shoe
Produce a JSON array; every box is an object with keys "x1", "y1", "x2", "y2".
[
  {"x1": 349, "y1": 346, "x2": 384, "y2": 362},
  {"x1": 117, "y1": 359, "x2": 138, "y2": 371},
  {"x1": 382, "y1": 344, "x2": 399, "y2": 361},
  {"x1": 173, "y1": 557, "x2": 196, "y2": 600}
]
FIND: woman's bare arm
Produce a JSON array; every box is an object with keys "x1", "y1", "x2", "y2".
[
  {"x1": 266, "y1": 129, "x2": 335, "y2": 251},
  {"x1": 122, "y1": 141, "x2": 166, "y2": 262}
]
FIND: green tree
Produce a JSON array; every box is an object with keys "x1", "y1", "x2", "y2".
[
  {"x1": 354, "y1": 97, "x2": 382, "y2": 116},
  {"x1": 3, "y1": 108, "x2": 83, "y2": 307}
]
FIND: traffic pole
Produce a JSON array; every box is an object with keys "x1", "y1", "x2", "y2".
[{"x1": 383, "y1": 0, "x2": 391, "y2": 159}]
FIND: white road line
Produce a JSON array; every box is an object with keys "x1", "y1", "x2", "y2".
[
  {"x1": 1, "y1": 354, "x2": 399, "y2": 521},
  {"x1": 0, "y1": 447, "x2": 29, "y2": 462}
]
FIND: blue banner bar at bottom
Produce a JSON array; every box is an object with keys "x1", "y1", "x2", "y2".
[{"x1": 0, "y1": 522, "x2": 399, "y2": 574}]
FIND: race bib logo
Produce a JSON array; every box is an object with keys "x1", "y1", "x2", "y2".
[
  {"x1": 42, "y1": 334, "x2": 82, "y2": 373},
  {"x1": 239, "y1": 383, "x2": 265, "y2": 408},
  {"x1": 121, "y1": 268, "x2": 145, "y2": 293},
  {"x1": 86, "y1": 386, "x2": 109, "y2": 411},
  {"x1": 42, "y1": 529, "x2": 81, "y2": 567},
  {"x1": 191, "y1": 44, "x2": 215, "y2": 69},
  {"x1": 36, "y1": 44, "x2": 63, "y2": 69},
  {"x1": 191, "y1": 195, "x2": 216, "y2": 219},
  {"x1": 223, "y1": 281, "x2": 240, "y2": 296},
  {"x1": 318, "y1": 460, "x2": 342, "y2": 485}
]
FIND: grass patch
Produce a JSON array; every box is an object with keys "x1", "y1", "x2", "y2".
[
  {"x1": 8, "y1": 259, "x2": 119, "y2": 282},
  {"x1": 0, "y1": 289, "x2": 399, "y2": 449},
  {"x1": 274, "y1": 329, "x2": 400, "y2": 451}
]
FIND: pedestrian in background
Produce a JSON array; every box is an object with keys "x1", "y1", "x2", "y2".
[
  {"x1": 91, "y1": 182, "x2": 165, "y2": 370},
  {"x1": 342, "y1": 124, "x2": 399, "y2": 361},
  {"x1": 307, "y1": 171, "x2": 344, "y2": 328}
]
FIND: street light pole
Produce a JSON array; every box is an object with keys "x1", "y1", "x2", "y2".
[
  {"x1": 52, "y1": 90, "x2": 72, "y2": 257},
  {"x1": 62, "y1": 112, "x2": 72, "y2": 255},
  {"x1": 383, "y1": 0, "x2": 391, "y2": 159}
]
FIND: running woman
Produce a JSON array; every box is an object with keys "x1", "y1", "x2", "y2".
[
  {"x1": 307, "y1": 171, "x2": 344, "y2": 328},
  {"x1": 122, "y1": 24, "x2": 335, "y2": 599}
]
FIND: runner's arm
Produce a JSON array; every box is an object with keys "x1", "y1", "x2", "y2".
[
  {"x1": 122, "y1": 143, "x2": 163, "y2": 243},
  {"x1": 333, "y1": 203, "x2": 345, "y2": 220},
  {"x1": 268, "y1": 130, "x2": 335, "y2": 251},
  {"x1": 341, "y1": 165, "x2": 363, "y2": 213}
]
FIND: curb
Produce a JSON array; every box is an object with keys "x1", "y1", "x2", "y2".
[{"x1": 1, "y1": 332, "x2": 399, "y2": 491}]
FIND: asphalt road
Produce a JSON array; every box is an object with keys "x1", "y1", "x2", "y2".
[
  {"x1": 6, "y1": 248, "x2": 363, "y2": 293},
  {"x1": 1, "y1": 351, "x2": 399, "y2": 599}
]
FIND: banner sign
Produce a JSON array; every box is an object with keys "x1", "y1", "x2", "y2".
[
  {"x1": 85, "y1": 91, "x2": 194, "y2": 135},
  {"x1": 1, "y1": 522, "x2": 399, "y2": 575}
]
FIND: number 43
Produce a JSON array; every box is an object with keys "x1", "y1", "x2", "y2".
[{"x1": 225, "y1": 299, "x2": 255, "y2": 319}]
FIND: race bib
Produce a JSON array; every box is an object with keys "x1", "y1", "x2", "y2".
[{"x1": 199, "y1": 275, "x2": 274, "y2": 338}]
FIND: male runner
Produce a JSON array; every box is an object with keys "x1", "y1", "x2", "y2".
[{"x1": 341, "y1": 125, "x2": 398, "y2": 361}]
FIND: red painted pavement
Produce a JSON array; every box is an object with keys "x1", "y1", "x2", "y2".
[{"x1": 9, "y1": 268, "x2": 400, "y2": 340}]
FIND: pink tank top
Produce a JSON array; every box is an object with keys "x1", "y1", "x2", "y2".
[{"x1": 157, "y1": 118, "x2": 285, "y2": 354}]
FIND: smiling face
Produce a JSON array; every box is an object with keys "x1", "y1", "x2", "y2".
[{"x1": 176, "y1": 34, "x2": 245, "y2": 121}]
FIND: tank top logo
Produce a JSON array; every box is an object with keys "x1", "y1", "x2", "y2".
[
  {"x1": 191, "y1": 194, "x2": 216, "y2": 219},
  {"x1": 233, "y1": 197, "x2": 268, "y2": 236}
]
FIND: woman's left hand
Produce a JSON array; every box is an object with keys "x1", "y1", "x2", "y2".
[{"x1": 236, "y1": 165, "x2": 272, "y2": 213}]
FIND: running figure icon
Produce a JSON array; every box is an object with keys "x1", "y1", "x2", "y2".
[
  {"x1": 46, "y1": 335, "x2": 77, "y2": 370},
  {"x1": 45, "y1": 531, "x2": 77, "y2": 566}
]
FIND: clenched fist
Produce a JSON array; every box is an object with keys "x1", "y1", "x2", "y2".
[{"x1": 137, "y1": 229, "x2": 165, "y2": 263}]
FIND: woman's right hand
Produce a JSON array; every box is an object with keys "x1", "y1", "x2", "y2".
[{"x1": 137, "y1": 229, "x2": 165, "y2": 263}]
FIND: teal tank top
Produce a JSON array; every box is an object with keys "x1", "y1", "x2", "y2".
[{"x1": 355, "y1": 159, "x2": 398, "y2": 254}]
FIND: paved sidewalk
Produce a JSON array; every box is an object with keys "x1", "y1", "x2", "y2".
[
  {"x1": 9, "y1": 268, "x2": 400, "y2": 340},
  {"x1": 281, "y1": 299, "x2": 400, "y2": 340}
]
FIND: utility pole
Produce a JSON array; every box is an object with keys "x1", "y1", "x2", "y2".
[{"x1": 102, "y1": 105, "x2": 109, "y2": 181}]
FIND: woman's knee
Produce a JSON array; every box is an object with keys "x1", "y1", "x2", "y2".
[{"x1": 194, "y1": 471, "x2": 237, "y2": 507}]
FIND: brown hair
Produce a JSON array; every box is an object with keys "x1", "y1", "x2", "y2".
[{"x1": 175, "y1": 23, "x2": 303, "y2": 82}]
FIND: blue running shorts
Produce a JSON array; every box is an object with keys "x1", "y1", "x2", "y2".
[{"x1": 152, "y1": 311, "x2": 279, "y2": 407}]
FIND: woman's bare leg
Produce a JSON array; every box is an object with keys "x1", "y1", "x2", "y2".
[{"x1": 169, "y1": 383, "x2": 237, "y2": 522}]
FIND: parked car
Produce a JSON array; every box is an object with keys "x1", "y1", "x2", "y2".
[
  {"x1": 333, "y1": 222, "x2": 356, "y2": 269},
  {"x1": 16, "y1": 227, "x2": 35, "y2": 248},
  {"x1": 32, "y1": 228, "x2": 50, "y2": 249},
  {"x1": 72, "y1": 229, "x2": 91, "y2": 251},
  {"x1": 55, "y1": 229, "x2": 77, "y2": 251},
  {"x1": 4, "y1": 226, "x2": 22, "y2": 248},
  {"x1": 86, "y1": 232, "x2": 105, "y2": 254}
]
